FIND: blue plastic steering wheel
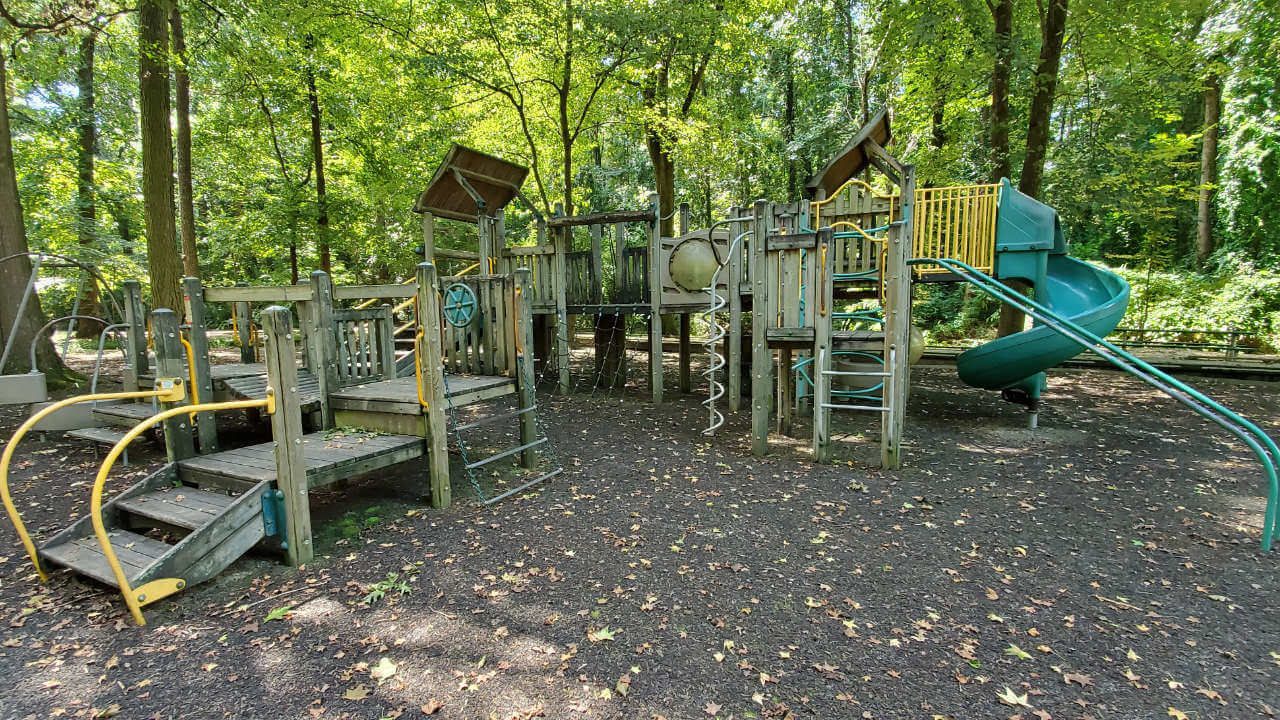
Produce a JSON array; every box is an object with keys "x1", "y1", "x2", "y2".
[{"x1": 442, "y1": 283, "x2": 479, "y2": 328}]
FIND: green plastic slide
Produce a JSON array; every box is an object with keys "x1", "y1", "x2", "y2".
[{"x1": 953, "y1": 180, "x2": 1131, "y2": 397}]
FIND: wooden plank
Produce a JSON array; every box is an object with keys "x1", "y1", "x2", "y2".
[
  {"x1": 546, "y1": 209, "x2": 655, "y2": 228},
  {"x1": 183, "y1": 277, "x2": 220, "y2": 453},
  {"x1": 151, "y1": 309, "x2": 196, "y2": 461},
  {"x1": 552, "y1": 222, "x2": 571, "y2": 394},
  {"x1": 750, "y1": 199, "x2": 771, "y2": 456},
  {"x1": 122, "y1": 280, "x2": 148, "y2": 391},
  {"x1": 332, "y1": 284, "x2": 417, "y2": 300},
  {"x1": 647, "y1": 192, "x2": 663, "y2": 403},
  {"x1": 261, "y1": 305, "x2": 312, "y2": 565},
  {"x1": 679, "y1": 314, "x2": 692, "y2": 393},
  {"x1": 417, "y1": 263, "x2": 451, "y2": 508},
  {"x1": 504, "y1": 245, "x2": 555, "y2": 256},
  {"x1": 812, "y1": 228, "x2": 834, "y2": 461},
  {"x1": 767, "y1": 234, "x2": 818, "y2": 251},
  {"x1": 307, "y1": 271, "x2": 338, "y2": 425},
  {"x1": 142, "y1": 479, "x2": 269, "y2": 586},
  {"x1": 433, "y1": 247, "x2": 480, "y2": 260},
  {"x1": 334, "y1": 409, "x2": 427, "y2": 436},
  {"x1": 421, "y1": 212, "x2": 436, "y2": 266},
  {"x1": 204, "y1": 285, "x2": 311, "y2": 303}
]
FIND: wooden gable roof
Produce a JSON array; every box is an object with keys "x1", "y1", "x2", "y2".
[{"x1": 412, "y1": 143, "x2": 530, "y2": 222}]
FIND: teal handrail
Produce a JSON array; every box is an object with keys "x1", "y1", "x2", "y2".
[{"x1": 910, "y1": 256, "x2": 1280, "y2": 551}]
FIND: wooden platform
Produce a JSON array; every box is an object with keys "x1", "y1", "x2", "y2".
[
  {"x1": 329, "y1": 374, "x2": 515, "y2": 415},
  {"x1": 177, "y1": 430, "x2": 424, "y2": 490},
  {"x1": 221, "y1": 369, "x2": 322, "y2": 409}
]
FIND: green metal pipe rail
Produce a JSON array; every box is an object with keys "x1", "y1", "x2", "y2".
[{"x1": 909, "y1": 255, "x2": 1280, "y2": 552}]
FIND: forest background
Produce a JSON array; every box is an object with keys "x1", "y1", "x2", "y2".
[{"x1": 0, "y1": 0, "x2": 1276, "y2": 377}]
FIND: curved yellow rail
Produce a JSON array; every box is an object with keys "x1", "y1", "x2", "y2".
[
  {"x1": 1, "y1": 379, "x2": 187, "y2": 580},
  {"x1": 178, "y1": 333, "x2": 201, "y2": 421},
  {"x1": 93, "y1": 391, "x2": 276, "y2": 626}
]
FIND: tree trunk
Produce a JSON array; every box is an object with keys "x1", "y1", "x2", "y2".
[
  {"x1": 559, "y1": 0, "x2": 574, "y2": 217},
  {"x1": 989, "y1": 0, "x2": 1013, "y2": 181},
  {"x1": 171, "y1": 3, "x2": 198, "y2": 277},
  {"x1": 784, "y1": 48, "x2": 797, "y2": 198},
  {"x1": 138, "y1": 0, "x2": 184, "y2": 312},
  {"x1": 75, "y1": 30, "x2": 103, "y2": 338},
  {"x1": 306, "y1": 66, "x2": 331, "y2": 274},
  {"x1": 0, "y1": 53, "x2": 70, "y2": 379},
  {"x1": 1018, "y1": 0, "x2": 1069, "y2": 199},
  {"x1": 1196, "y1": 72, "x2": 1220, "y2": 265}
]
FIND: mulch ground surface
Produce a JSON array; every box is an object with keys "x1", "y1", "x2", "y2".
[{"x1": 0, "y1": 353, "x2": 1277, "y2": 720}]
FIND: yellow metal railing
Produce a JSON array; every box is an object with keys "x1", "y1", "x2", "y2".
[
  {"x1": 0, "y1": 378, "x2": 188, "y2": 581},
  {"x1": 911, "y1": 184, "x2": 999, "y2": 275},
  {"x1": 92, "y1": 392, "x2": 276, "y2": 625}
]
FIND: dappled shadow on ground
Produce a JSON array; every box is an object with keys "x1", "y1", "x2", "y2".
[{"x1": 0, "y1": 364, "x2": 1277, "y2": 719}]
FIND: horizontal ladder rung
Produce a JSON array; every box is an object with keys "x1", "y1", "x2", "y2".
[
  {"x1": 455, "y1": 407, "x2": 535, "y2": 432},
  {"x1": 482, "y1": 468, "x2": 564, "y2": 505},
  {"x1": 821, "y1": 402, "x2": 889, "y2": 412},
  {"x1": 465, "y1": 438, "x2": 548, "y2": 469},
  {"x1": 821, "y1": 370, "x2": 890, "y2": 377}
]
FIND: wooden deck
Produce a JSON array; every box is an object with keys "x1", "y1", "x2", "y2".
[
  {"x1": 177, "y1": 430, "x2": 424, "y2": 490},
  {"x1": 329, "y1": 374, "x2": 515, "y2": 415},
  {"x1": 221, "y1": 369, "x2": 322, "y2": 409}
]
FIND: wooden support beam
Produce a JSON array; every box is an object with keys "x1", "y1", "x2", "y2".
[
  {"x1": 495, "y1": 209, "x2": 509, "y2": 275},
  {"x1": 122, "y1": 280, "x2": 148, "y2": 391},
  {"x1": 477, "y1": 213, "x2": 495, "y2": 271},
  {"x1": 590, "y1": 223, "x2": 603, "y2": 305},
  {"x1": 151, "y1": 309, "x2": 195, "y2": 462},
  {"x1": 647, "y1": 192, "x2": 663, "y2": 403},
  {"x1": 812, "y1": 228, "x2": 834, "y2": 462},
  {"x1": 204, "y1": 286, "x2": 311, "y2": 303},
  {"x1": 182, "y1": 277, "x2": 219, "y2": 453},
  {"x1": 260, "y1": 305, "x2": 312, "y2": 565},
  {"x1": 881, "y1": 166, "x2": 915, "y2": 469},
  {"x1": 421, "y1": 212, "x2": 436, "y2": 267},
  {"x1": 551, "y1": 211, "x2": 571, "y2": 394},
  {"x1": 679, "y1": 314, "x2": 692, "y2": 393},
  {"x1": 307, "y1": 271, "x2": 338, "y2": 427},
  {"x1": 546, "y1": 209, "x2": 655, "y2": 228},
  {"x1": 416, "y1": 263, "x2": 451, "y2": 507},
  {"x1": 750, "y1": 199, "x2": 771, "y2": 456},
  {"x1": 613, "y1": 223, "x2": 626, "y2": 299},
  {"x1": 514, "y1": 268, "x2": 537, "y2": 469},
  {"x1": 679, "y1": 202, "x2": 690, "y2": 235},
  {"x1": 232, "y1": 292, "x2": 255, "y2": 364},
  {"x1": 727, "y1": 206, "x2": 743, "y2": 414}
]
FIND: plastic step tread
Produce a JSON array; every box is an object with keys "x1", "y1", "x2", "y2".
[
  {"x1": 40, "y1": 530, "x2": 171, "y2": 587},
  {"x1": 116, "y1": 486, "x2": 236, "y2": 530}
]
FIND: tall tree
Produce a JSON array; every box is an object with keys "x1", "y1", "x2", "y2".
[
  {"x1": 74, "y1": 29, "x2": 102, "y2": 337},
  {"x1": 138, "y1": 0, "x2": 183, "y2": 311},
  {"x1": 0, "y1": 50, "x2": 69, "y2": 378},
  {"x1": 987, "y1": 0, "x2": 1013, "y2": 181},
  {"x1": 1018, "y1": 0, "x2": 1069, "y2": 198},
  {"x1": 171, "y1": 3, "x2": 198, "y2": 277},
  {"x1": 306, "y1": 62, "x2": 330, "y2": 273},
  {"x1": 1196, "y1": 71, "x2": 1220, "y2": 264}
]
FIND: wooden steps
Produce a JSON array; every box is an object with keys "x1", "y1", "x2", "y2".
[
  {"x1": 177, "y1": 430, "x2": 424, "y2": 490},
  {"x1": 66, "y1": 426, "x2": 139, "y2": 447},
  {"x1": 38, "y1": 464, "x2": 273, "y2": 594},
  {"x1": 92, "y1": 401, "x2": 163, "y2": 428},
  {"x1": 221, "y1": 369, "x2": 322, "y2": 409}
]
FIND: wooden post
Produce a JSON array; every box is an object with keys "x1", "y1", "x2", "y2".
[
  {"x1": 150, "y1": 309, "x2": 195, "y2": 462},
  {"x1": 589, "y1": 223, "x2": 603, "y2": 305},
  {"x1": 551, "y1": 206, "x2": 571, "y2": 394},
  {"x1": 880, "y1": 165, "x2": 915, "y2": 469},
  {"x1": 122, "y1": 280, "x2": 148, "y2": 391},
  {"x1": 494, "y1": 209, "x2": 509, "y2": 275},
  {"x1": 679, "y1": 314, "x2": 692, "y2": 393},
  {"x1": 421, "y1": 212, "x2": 436, "y2": 267},
  {"x1": 377, "y1": 304, "x2": 395, "y2": 379},
  {"x1": 478, "y1": 213, "x2": 495, "y2": 272},
  {"x1": 416, "y1": 263, "x2": 451, "y2": 508},
  {"x1": 750, "y1": 199, "x2": 771, "y2": 456},
  {"x1": 514, "y1": 268, "x2": 537, "y2": 469},
  {"x1": 260, "y1": 305, "x2": 312, "y2": 566},
  {"x1": 613, "y1": 222, "x2": 626, "y2": 298},
  {"x1": 307, "y1": 271, "x2": 337, "y2": 428},
  {"x1": 182, "y1": 277, "x2": 219, "y2": 453},
  {"x1": 727, "y1": 206, "x2": 743, "y2": 413},
  {"x1": 647, "y1": 192, "x2": 663, "y2": 403},
  {"x1": 232, "y1": 292, "x2": 255, "y2": 364},
  {"x1": 679, "y1": 201, "x2": 690, "y2": 235},
  {"x1": 812, "y1": 228, "x2": 834, "y2": 462}
]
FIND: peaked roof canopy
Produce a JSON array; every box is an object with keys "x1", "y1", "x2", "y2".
[
  {"x1": 413, "y1": 143, "x2": 530, "y2": 222},
  {"x1": 804, "y1": 109, "x2": 893, "y2": 199}
]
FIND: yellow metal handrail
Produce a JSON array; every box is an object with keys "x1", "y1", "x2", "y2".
[
  {"x1": 179, "y1": 332, "x2": 201, "y2": 420},
  {"x1": 0, "y1": 379, "x2": 188, "y2": 580},
  {"x1": 229, "y1": 315, "x2": 260, "y2": 361},
  {"x1": 93, "y1": 391, "x2": 276, "y2": 626}
]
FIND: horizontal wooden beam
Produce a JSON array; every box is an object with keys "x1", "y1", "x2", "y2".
[
  {"x1": 547, "y1": 210, "x2": 655, "y2": 228},
  {"x1": 333, "y1": 284, "x2": 418, "y2": 300},
  {"x1": 433, "y1": 247, "x2": 481, "y2": 260},
  {"x1": 204, "y1": 285, "x2": 311, "y2": 303},
  {"x1": 503, "y1": 245, "x2": 555, "y2": 256}
]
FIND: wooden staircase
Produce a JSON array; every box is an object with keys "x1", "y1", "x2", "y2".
[{"x1": 38, "y1": 430, "x2": 425, "y2": 603}]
